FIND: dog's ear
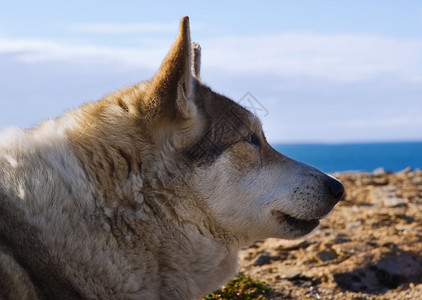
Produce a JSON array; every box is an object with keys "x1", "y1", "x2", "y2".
[
  {"x1": 192, "y1": 42, "x2": 201, "y2": 80},
  {"x1": 148, "y1": 16, "x2": 195, "y2": 119}
]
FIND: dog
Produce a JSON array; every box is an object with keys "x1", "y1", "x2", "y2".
[{"x1": 0, "y1": 16, "x2": 344, "y2": 299}]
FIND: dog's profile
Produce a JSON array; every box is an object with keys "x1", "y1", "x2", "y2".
[{"x1": 0, "y1": 16, "x2": 344, "y2": 299}]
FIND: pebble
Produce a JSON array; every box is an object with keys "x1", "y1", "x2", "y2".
[{"x1": 254, "y1": 254, "x2": 272, "y2": 266}]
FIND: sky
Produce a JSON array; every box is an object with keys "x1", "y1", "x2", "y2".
[{"x1": 1, "y1": 1, "x2": 422, "y2": 144}]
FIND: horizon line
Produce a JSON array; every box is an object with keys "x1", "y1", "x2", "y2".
[{"x1": 270, "y1": 139, "x2": 422, "y2": 146}]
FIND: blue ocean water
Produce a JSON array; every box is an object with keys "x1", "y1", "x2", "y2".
[{"x1": 273, "y1": 142, "x2": 422, "y2": 173}]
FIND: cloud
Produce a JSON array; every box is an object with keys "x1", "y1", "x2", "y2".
[
  {"x1": 202, "y1": 33, "x2": 422, "y2": 83},
  {"x1": 0, "y1": 37, "x2": 166, "y2": 69},
  {"x1": 68, "y1": 22, "x2": 177, "y2": 34},
  {"x1": 1, "y1": 32, "x2": 422, "y2": 83},
  {"x1": 346, "y1": 116, "x2": 422, "y2": 129},
  {"x1": 263, "y1": 115, "x2": 422, "y2": 144},
  {"x1": 1, "y1": 31, "x2": 421, "y2": 90}
]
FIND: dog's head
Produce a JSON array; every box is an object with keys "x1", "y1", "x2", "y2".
[
  {"x1": 137, "y1": 17, "x2": 344, "y2": 243},
  {"x1": 74, "y1": 17, "x2": 344, "y2": 244}
]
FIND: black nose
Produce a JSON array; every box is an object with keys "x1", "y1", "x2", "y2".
[{"x1": 327, "y1": 176, "x2": 345, "y2": 203}]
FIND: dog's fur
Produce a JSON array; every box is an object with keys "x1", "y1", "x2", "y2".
[{"x1": 0, "y1": 17, "x2": 343, "y2": 299}]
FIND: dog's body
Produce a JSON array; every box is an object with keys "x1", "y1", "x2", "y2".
[{"x1": 0, "y1": 17, "x2": 343, "y2": 299}]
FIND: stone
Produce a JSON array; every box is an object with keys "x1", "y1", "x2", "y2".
[
  {"x1": 373, "y1": 167, "x2": 385, "y2": 176},
  {"x1": 254, "y1": 254, "x2": 272, "y2": 266}
]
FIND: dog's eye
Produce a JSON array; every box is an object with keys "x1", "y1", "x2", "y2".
[{"x1": 245, "y1": 132, "x2": 260, "y2": 146}]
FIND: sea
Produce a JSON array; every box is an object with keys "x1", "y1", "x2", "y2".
[{"x1": 273, "y1": 141, "x2": 422, "y2": 174}]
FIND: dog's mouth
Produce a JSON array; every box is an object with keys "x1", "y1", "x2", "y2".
[
  {"x1": 272, "y1": 211, "x2": 321, "y2": 233},
  {"x1": 284, "y1": 213, "x2": 320, "y2": 228}
]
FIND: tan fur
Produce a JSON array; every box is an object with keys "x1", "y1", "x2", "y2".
[{"x1": 0, "y1": 16, "x2": 343, "y2": 299}]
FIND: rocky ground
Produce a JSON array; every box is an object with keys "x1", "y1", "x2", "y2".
[{"x1": 238, "y1": 168, "x2": 422, "y2": 299}]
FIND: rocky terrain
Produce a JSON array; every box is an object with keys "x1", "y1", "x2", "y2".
[{"x1": 238, "y1": 168, "x2": 422, "y2": 299}]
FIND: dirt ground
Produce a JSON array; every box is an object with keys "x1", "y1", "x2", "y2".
[{"x1": 238, "y1": 168, "x2": 422, "y2": 299}]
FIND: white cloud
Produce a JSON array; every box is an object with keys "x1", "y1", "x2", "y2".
[
  {"x1": 1, "y1": 32, "x2": 422, "y2": 83},
  {"x1": 261, "y1": 107, "x2": 422, "y2": 144},
  {"x1": 202, "y1": 33, "x2": 422, "y2": 83},
  {"x1": 346, "y1": 116, "x2": 422, "y2": 129},
  {"x1": 69, "y1": 22, "x2": 177, "y2": 34},
  {"x1": 0, "y1": 38, "x2": 166, "y2": 69}
]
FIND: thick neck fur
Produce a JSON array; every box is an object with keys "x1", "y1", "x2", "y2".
[{"x1": 55, "y1": 84, "x2": 239, "y2": 298}]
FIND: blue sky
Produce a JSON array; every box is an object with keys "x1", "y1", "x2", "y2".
[{"x1": 1, "y1": 1, "x2": 422, "y2": 143}]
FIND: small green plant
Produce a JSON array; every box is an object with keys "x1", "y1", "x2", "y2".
[{"x1": 202, "y1": 273, "x2": 271, "y2": 300}]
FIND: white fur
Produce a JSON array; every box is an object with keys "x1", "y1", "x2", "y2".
[{"x1": 0, "y1": 118, "x2": 241, "y2": 298}]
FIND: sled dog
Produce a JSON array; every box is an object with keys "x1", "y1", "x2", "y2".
[{"x1": 0, "y1": 16, "x2": 344, "y2": 299}]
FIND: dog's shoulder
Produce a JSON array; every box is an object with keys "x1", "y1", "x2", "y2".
[
  {"x1": 0, "y1": 187, "x2": 39, "y2": 299},
  {"x1": 0, "y1": 187, "x2": 85, "y2": 300}
]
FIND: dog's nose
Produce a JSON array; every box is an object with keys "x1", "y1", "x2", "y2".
[{"x1": 327, "y1": 176, "x2": 344, "y2": 203}]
